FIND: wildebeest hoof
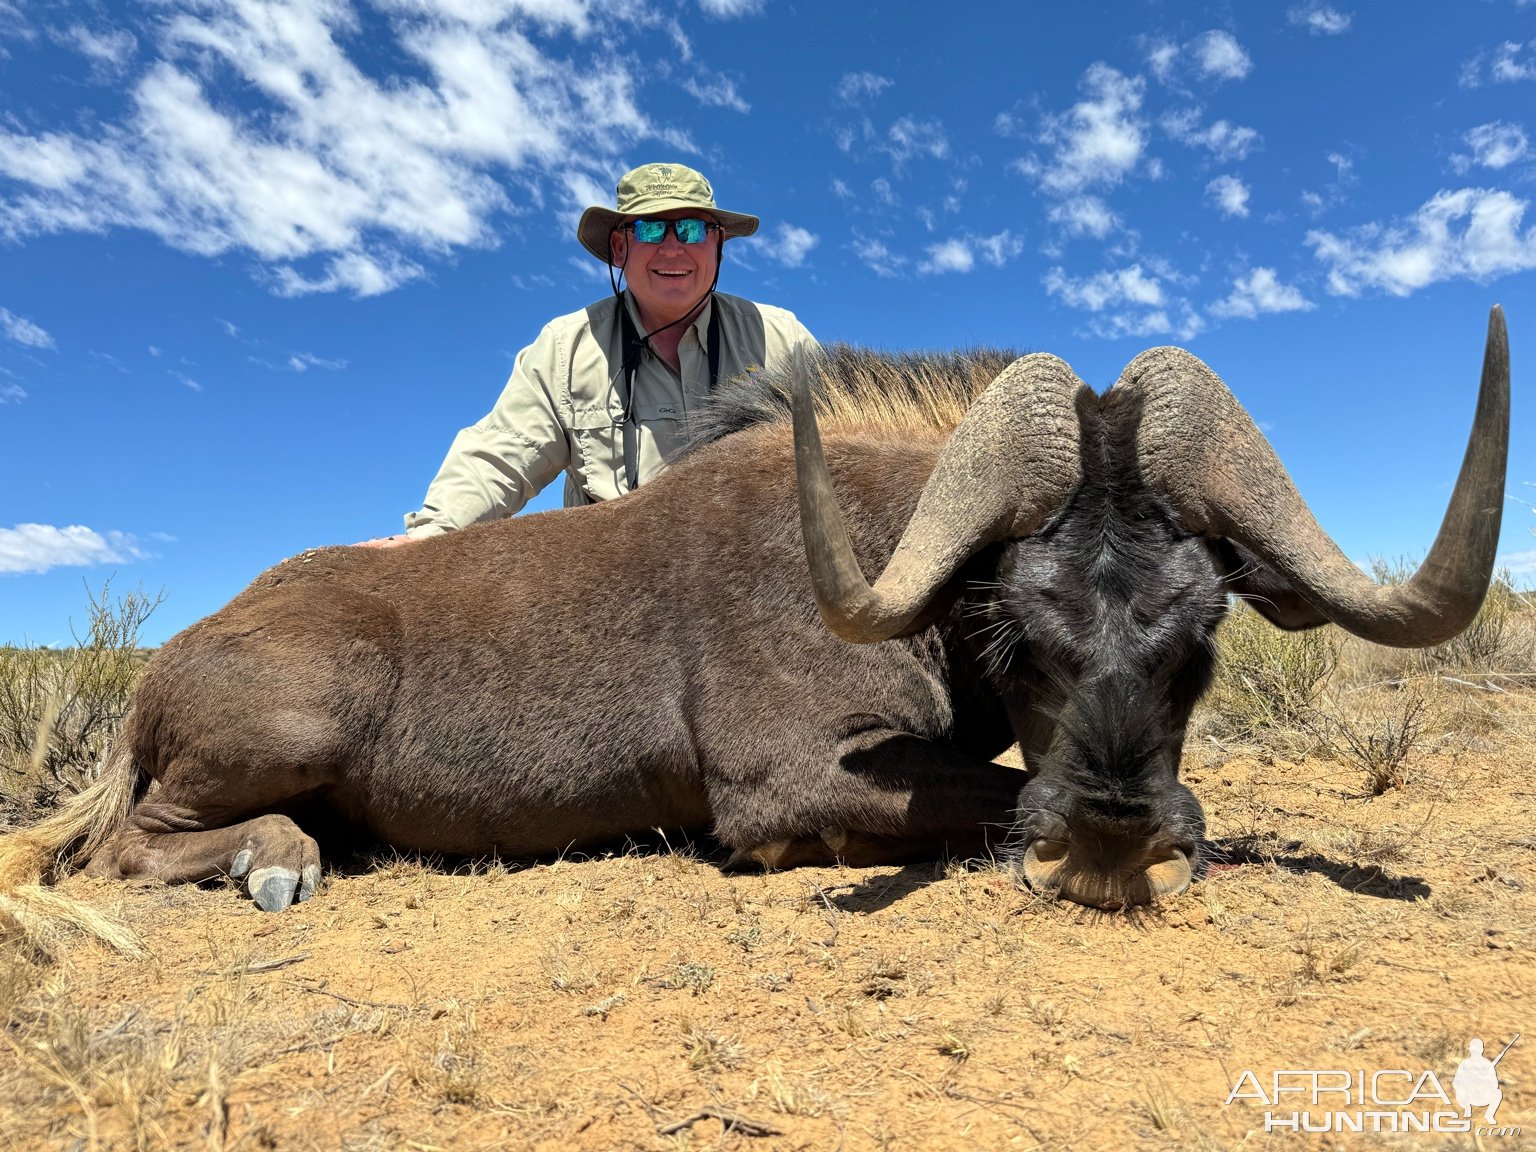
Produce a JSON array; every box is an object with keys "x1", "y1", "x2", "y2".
[
  {"x1": 229, "y1": 849, "x2": 254, "y2": 879},
  {"x1": 724, "y1": 837, "x2": 841, "y2": 870},
  {"x1": 725, "y1": 840, "x2": 795, "y2": 870},
  {"x1": 247, "y1": 866, "x2": 302, "y2": 912}
]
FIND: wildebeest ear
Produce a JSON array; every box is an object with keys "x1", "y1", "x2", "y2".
[{"x1": 1211, "y1": 540, "x2": 1332, "y2": 631}]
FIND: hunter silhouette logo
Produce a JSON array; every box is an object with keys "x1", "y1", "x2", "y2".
[{"x1": 1453, "y1": 1035, "x2": 1519, "y2": 1124}]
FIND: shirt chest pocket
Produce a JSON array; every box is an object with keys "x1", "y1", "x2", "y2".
[{"x1": 566, "y1": 403, "x2": 689, "y2": 490}]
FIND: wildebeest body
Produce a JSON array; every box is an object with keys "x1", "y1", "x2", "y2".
[
  {"x1": 0, "y1": 320, "x2": 1505, "y2": 915},
  {"x1": 121, "y1": 421, "x2": 1015, "y2": 868}
]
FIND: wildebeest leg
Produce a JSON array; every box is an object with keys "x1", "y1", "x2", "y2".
[
  {"x1": 83, "y1": 584, "x2": 397, "y2": 910},
  {"x1": 717, "y1": 732, "x2": 1024, "y2": 869},
  {"x1": 88, "y1": 785, "x2": 322, "y2": 912}
]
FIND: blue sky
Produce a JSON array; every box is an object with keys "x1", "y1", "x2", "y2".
[{"x1": 2, "y1": 0, "x2": 1534, "y2": 646}]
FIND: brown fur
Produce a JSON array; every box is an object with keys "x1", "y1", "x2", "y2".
[{"x1": 1, "y1": 351, "x2": 1030, "y2": 914}]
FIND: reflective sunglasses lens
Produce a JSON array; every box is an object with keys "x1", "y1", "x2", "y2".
[{"x1": 629, "y1": 219, "x2": 712, "y2": 244}]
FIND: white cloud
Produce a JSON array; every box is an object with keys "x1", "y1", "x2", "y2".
[
  {"x1": 0, "y1": 383, "x2": 25, "y2": 403},
  {"x1": 1019, "y1": 63, "x2": 1145, "y2": 195},
  {"x1": 885, "y1": 116, "x2": 948, "y2": 165},
  {"x1": 1192, "y1": 31, "x2": 1252, "y2": 81},
  {"x1": 272, "y1": 251, "x2": 426, "y2": 298},
  {"x1": 851, "y1": 236, "x2": 904, "y2": 277},
  {"x1": 835, "y1": 71, "x2": 892, "y2": 104},
  {"x1": 771, "y1": 224, "x2": 818, "y2": 267},
  {"x1": 695, "y1": 0, "x2": 763, "y2": 15},
  {"x1": 1287, "y1": 5, "x2": 1351, "y2": 35},
  {"x1": 1044, "y1": 264, "x2": 1202, "y2": 340},
  {"x1": 1045, "y1": 264, "x2": 1164, "y2": 311},
  {"x1": 1500, "y1": 549, "x2": 1536, "y2": 576},
  {"x1": 287, "y1": 351, "x2": 347, "y2": 371},
  {"x1": 682, "y1": 71, "x2": 749, "y2": 113},
  {"x1": 974, "y1": 230, "x2": 1024, "y2": 266},
  {"x1": 1048, "y1": 195, "x2": 1118, "y2": 238},
  {"x1": 1146, "y1": 39, "x2": 1179, "y2": 83},
  {"x1": 0, "y1": 307, "x2": 54, "y2": 348},
  {"x1": 0, "y1": 1, "x2": 672, "y2": 297},
  {"x1": 52, "y1": 23, "x2": 138, "y2": 72},
  {"x1": 738, "y1": 222, "x2": 818, "y2": 267},
  {"x1": 993, "y1": 109, "x2": 1027, "y2": 138},
  {"x1": 558, "y1": 168, "x2": 614, "y2": 234},
  {"x1": 1299, "y1": 150, "x2": 1356, "y2": 215},
  {"x1": 1162, "y1": 109, "x2": 1260, "y2": 161},
  {"x1": 1206, "y1": 174, "x2": 1250, "y2": 218},
  {"x1": 1459, "y1": 122, "x2": 1530, "y2": 170},
  {"x1": 834, "y1": 111, "x2": 948, "y2": 171},
  {"x1": 1308, "y1": 188, "x2": 1536, "y2": 296},
  {"x1": 0, "y1": 524, "x2": 148, "y2": 575},
  {"x1": 1209, "y1": 268, "x2": 1313, "y2": 319},
  {"x1": 919, "y1": 238, "x2": 973, "y2": 275},
  {"x1": 915, "y1": 231, "x2": 1023, "y2": 275},
  {"x1": 1460, "y1": 39, "x2": 1536, "y2": 86}
]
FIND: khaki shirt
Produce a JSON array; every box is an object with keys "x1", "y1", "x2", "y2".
[{"x1": 404, "y1": 291, "x2": 817, "y2": 536}]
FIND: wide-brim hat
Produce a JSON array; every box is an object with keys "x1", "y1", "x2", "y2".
[{"x1": 577, "y1": 162, "x2": 759, "y2": 264}]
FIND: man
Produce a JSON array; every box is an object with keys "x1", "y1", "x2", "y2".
[{"x1": 363, "y1": 162, "x2": 816, "y2": 545}]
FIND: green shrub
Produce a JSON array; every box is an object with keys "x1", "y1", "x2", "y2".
[{"x1": 1207, "y1": 604, "x2": 1340, "y2": 741}]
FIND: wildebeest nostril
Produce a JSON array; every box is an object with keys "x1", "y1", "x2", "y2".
[{"x1": 1019, "y1": 836, "x2": 1194, "y2": 909}]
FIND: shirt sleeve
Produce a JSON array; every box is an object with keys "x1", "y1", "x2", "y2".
[
  {"x1": 758, "y1": 306, "x2": 821, "y2": 373},
  {"x1": 403, "y1": 328, "x2": 570, "y2": 536},
  {"x1": 788, "y1": 311, "x2": 819, "y2": 350}
]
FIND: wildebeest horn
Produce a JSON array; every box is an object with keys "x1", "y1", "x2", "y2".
[
  {"x1": 1115, "y1": 306, "x2": 1510, "y2": 647},
  {"x1": 791, "y1": 345, "x2": 1084, "y2": 642}
]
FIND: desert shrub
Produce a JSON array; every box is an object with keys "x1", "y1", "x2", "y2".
[
  {"x1": 0, "y1": 583, "x2": 158, "y2": 825},
  {"x1": 1363, "y1": 560, "x2": 1535, "y2": 678},
  {"x1": 1419, "y1": 573, "x2": 1533, "y2": 674},
  {"x1": 1305, "y1": 678, "x2": 1439, "y2": 795},
  {"x1": 1206, "y1": 604, "x2": 1340, "y2": 742}
]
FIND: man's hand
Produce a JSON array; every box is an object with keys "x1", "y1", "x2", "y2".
[{"x1": 354, "y1": 534, "x2": 414, "y2": 549}]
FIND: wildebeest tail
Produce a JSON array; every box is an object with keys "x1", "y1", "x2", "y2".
[{"x1": 0, "y1": 727, "x2": 144, "y2": 955}]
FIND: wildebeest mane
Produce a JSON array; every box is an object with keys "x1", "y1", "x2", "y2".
[{"x1": 679, "y1": 343, "x2": 1022, "y2": 456}]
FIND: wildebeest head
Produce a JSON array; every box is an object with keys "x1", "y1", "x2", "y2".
[{"x1": 791, "y1": 308, "x2": 1510, "y2": 909}]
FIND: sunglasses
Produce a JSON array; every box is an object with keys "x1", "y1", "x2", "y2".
[{"x1": 623, "y1": 218, "x2": 720, "y2": 245}]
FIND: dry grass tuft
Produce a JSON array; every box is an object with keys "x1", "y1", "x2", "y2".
[
  {"x1": 0, "y1": 583, "x2": 158, "y2": 826},
  {"x1": 0, "y1": 884, "x2": 143, "y2": 961}
]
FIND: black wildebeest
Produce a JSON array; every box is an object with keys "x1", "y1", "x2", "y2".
[{"x1": 0, "y1": 308, "x2": 1509, "y2": 913}]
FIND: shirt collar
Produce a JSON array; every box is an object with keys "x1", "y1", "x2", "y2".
[{"x1": 623, "y1": 290, "x2": 714, "y2": 346}]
